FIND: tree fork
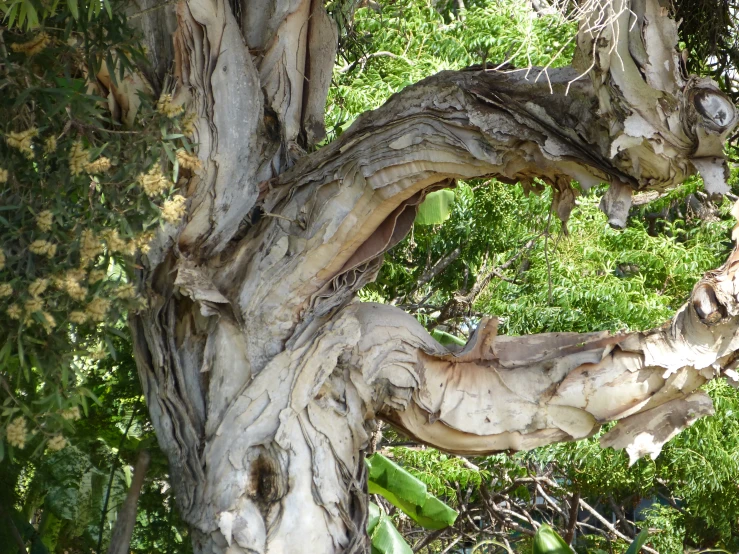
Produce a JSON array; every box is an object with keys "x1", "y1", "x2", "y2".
[{"x1": 124, "y1": 0, "x2": 739, "y2": 552}]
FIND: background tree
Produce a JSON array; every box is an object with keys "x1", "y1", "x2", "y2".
[{"x1": 2, "y1": 0, "x2": 739, "y2": 553}]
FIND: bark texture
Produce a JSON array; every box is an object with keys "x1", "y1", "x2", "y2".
[{"x1": 124, "y1": 0, "x2": 739, "y2": 552}]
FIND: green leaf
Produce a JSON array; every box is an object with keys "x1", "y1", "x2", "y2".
[
  {"x1": 367, "y1": 502, "x2": 382, "y2": 534},
  {"x1": 366, "y1": 453, "x2": 457, "y2": 529},
  {"x1": 431, "y1": 329, "x2": 467, "y2": 346},
  {"x1": 625, "y1": 529, "x2": 650, "y2": 554},
  {"x1": 415, "y1": 189, "x2": 456, "y2": 225},
  {"x1": 369, "y1": 516, "x2": 413, "y2": 554},
  {"x1": 532, "y1": 524, "x2": 570, "y2": 554},
  {"x1": 25, "y1": 0, "x2": 38, "y2": 28},
  {"x1": 6, "y1": 2, "x2": 19, "y2": 27},
  {"x1": 67, "y1": 0, "x2": 78, "y2": 19},
  {"x1": 18, "y1": 0, "x2": 26, "y2": 27}
]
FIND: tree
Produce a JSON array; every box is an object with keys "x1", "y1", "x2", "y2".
[{"x1": 3, "y1": 0, "x2": 739, "y2": 552}]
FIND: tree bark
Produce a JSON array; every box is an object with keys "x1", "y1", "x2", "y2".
[
  {"x1": 107, "y1": 451, "x2": 151, "y2": 554},
  {"x1": 121, "y1": 0, "x2": 739, "y2": 552}
]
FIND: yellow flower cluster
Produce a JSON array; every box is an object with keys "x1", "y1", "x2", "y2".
[
  {"x1": 137, "y1": 163, "x2": 172, "y2": 197},
  {"x1": 88, "y1": 269, "x2": 106, "y2": 284},
  {"x1": 135, "y1": 232, "x2": 155, "y2": 254},
  {"x1": 114, "y1": 283, "x2": 136, "y2": 299},
  {"x1": 41, "y1": 311, "x2": 56, "y2": 333},
  {"x1": 102, "y1": 229, "x2": 136, "y2": 256},
  {"x1": 7, "y1": 304, "x2": 21, "y2": 319},
  {"x1": 53, "y1": 269, "x2": 88, "y2": 301},
  {"x1": 161, "y1": 195, "x2": 187, "y2": 224},
  {"x1": 69, "y1": 141, "x2": 113, "y2": 176},
  {"x1": 0, "y1": 168, "x2": 7, "y2": 184},
  {"x1": 80, "y1": 229, "x2": 103, "y2": 265},
  {"x1": 181, "y1": 112, "x2": 197, "y2": 137},
  {"x1": 157, "y1": 94, "x2": 185, "y2": 118},
  {"x1": 69, "y1": 311, "x2": 88, "y2": 324},
  {"x1": 10, "y1": 32, "x2": 50, "y2": 56},
  {"x1": 36, "y1": 210, "x2": 54, "y2": 232},
  {"x1": 61, "y1": 406, "x2": 81, "y2": 420},
  {"x1": 5, "y1": 417, "x2": 27, "y2": 449},
  {"x1": 47, "y1": 435, "x2": 67, "y2": 452},
  {"x1": 69, "y1": 141, "x2": 90, "y2": 176},
  {"x1": 44, "y1": 136, "x2": 57, "y2": 154},
  {"x1": 6, "y1": 128, "x2": 38, "y2": 158},
  {"x1": 29, "y1": 240, "x2": 57, "y2": 257},
  {"x1": 25, "y1": 297, "x2": 43, "y2": 314},
  {"x1": 176, "y1": 149, "x2": 202, "y2": 171},
  {"x1": 85, "y1": 156, "x2": 112, "y2": 174},
  {"x1": 0, "y1": 284, "x2": 12, "y2": 297},
  {"x1": 28, "y1": 278, "x2": 49, "y2": 297},
  {"x1": 86, "y1": 297, "x2": 111, "y2": 322}
]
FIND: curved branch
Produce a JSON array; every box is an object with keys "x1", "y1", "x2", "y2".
[
  {"x1": 216, "y1": 57, "x2": 735, "y2": 376},
  {"x1": 347, "y1": 241, "x2": 739, "y2": 462}
]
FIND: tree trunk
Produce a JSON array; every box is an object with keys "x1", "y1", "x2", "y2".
[{"x1": 120, "y1": 0, "x2": 738, "y2": 552}]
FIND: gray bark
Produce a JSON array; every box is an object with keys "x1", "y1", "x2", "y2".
[
  {"x1": 115, "y1": 0, "x2": 739, "y2": 552},
  {"x1": 107, "y1": 451, "x2": 151, "y2": 554}
]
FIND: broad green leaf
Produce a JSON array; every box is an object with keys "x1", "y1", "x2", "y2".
[
  {"x1": 431, "y1": 329, "x2": 467, "y2": 346},
  {"x1": 625, "y1": 529, "x2": 649, "y2": 554},
  {"x1": 366, "y1": 453, "x2": 457, "y2": 529},
  {"x1": 415, "y1": 189, "x2": 456, "y2": 225},
  {"x1": 367, "y1": 453, "x2": 426, "y2": 505},
  {"x1": 532, "y1": 524, "x2": 570, "y2": 554},
  {"x1": 369, "y1": 516, "x2": 413, "y2": 554},
  {"x1": 367, "y1": 501, "x2": 381, "y2": 534}
]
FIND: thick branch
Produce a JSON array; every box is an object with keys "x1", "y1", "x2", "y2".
[
  {"x1": 209, "y1": 56, "x2": 735, "y2": 380},
  {"x1": 347, "y1": 241, "x2": 739, "y2": 461}
]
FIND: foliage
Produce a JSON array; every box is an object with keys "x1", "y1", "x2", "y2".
[
  {"x1": 326, "y1": 0, "x2": 576, "y2": 141},
  {"x1": 0, "y1": 0, "x2": 194, "y2": 552},
  {"x1": 367, "y1": 453, "x2": 458, "y2": 530},
  {"x1": 0, "y1": 0, "x2": 195, "y2": 461},
  {"x1": 0, "y1": 328, "x2": 192, "y2": 553}
]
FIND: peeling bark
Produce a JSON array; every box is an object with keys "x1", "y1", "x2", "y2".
[{"x1": 126, "y1": 1, "x2": 739, "y2": 552}]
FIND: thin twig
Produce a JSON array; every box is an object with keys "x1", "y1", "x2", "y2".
[
  {"x1": 97, "y1": 406, "x2": 139, "y2": 554},
  {"x1": 544, "y1": 200, "x2": 554, "y2": 305},
  {"x1": 412, "y1": 528, "x2": 448, "y2": 552},
  {"x1": 564, "y1": 491, "x2": 580, "y2": 544},
  {"x1": 578, "y1": 498, "x2": 658, "y2": 554}
]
